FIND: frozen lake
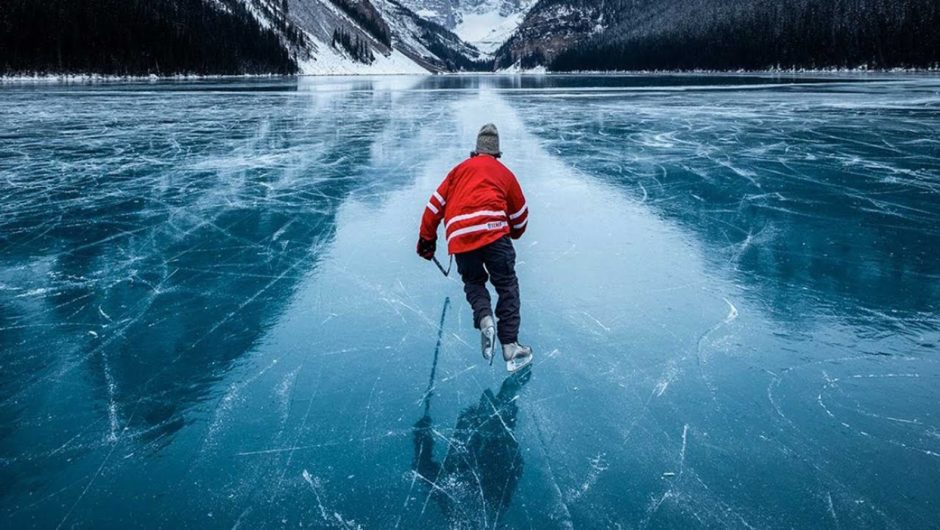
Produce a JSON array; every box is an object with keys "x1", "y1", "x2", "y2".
[{"x1": 1, "y1": 75, "x2": 938, "y2": 529}]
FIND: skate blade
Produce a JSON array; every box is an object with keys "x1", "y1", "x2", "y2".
[
  {"x1": 505, "y1": 352, "x2": 533, "y2": 373},
  {"x1": 481, "y1": 328, "x2": 495, "y2": 363}
]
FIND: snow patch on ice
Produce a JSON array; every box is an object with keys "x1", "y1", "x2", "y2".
[{"x1": 497, "y1": 63, "x2": 548, "y2": 74}]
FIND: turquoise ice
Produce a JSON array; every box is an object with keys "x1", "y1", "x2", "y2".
[{"x1": 1, "y1": 75, "x2": 938, "y2": 529}]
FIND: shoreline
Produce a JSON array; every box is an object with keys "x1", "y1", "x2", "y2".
[{"x1": 2, "y1": 67, "x2": 939, "y2": 84}]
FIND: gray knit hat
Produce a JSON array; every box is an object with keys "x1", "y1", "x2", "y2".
[{"x1": 473, "y1": 123, "x2": 501, "y2": 157}]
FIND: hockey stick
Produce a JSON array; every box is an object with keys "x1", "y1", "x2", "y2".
[
  {"x1": 420, "y1": 297, "x2": 450, "y2": 416},
  {"x1": 432, "y1": 255, "x2": 453, "y2": 277}
]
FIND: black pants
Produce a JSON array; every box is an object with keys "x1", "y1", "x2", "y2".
[{"x1": 454, "y1": 236, "x2": 520, "y2": 344}]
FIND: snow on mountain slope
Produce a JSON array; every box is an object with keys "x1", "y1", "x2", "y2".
[
  {"x1": 234, "y1": 0, "x2": 483, "y2": 74},
  {"x1": 493, "y1": 0, "x2": 603, "y2": 69},
  {"x1": 454, "y1": 10, "x2": 526, "y2": 53},
  {"x1": 289, "y1": 0, "x2": 489, "y2": 74},
  {"x1": 298, "y1": 38, "x2": 430, "y2": 74},
  {"x1": 395, "y1": 0, "x2": 536, "y2": 55},
  {"x1": 376, "y1": 0, "x2": 488, "y2": 68}
]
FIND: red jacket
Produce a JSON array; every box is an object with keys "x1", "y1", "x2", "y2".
[{"x1": 419, "y1": 155, "x2": 528, "y2": 255}]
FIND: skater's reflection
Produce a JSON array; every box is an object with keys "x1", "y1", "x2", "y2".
[{"x1": 411, "y1": 367, "x2": 531, "y2": 528}]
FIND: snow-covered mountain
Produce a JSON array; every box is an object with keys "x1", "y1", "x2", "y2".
[
  {"x1": 492, "y1": 0, "x2": 604, "y2": 70},
  {"x1": 261, "y1": 0, "x2": 489, "y2": 73},
  {"x1": 394, "y1": 0, "x2": 537, "y2": 54},
  {"x1": 0, "y1": 0, "x2": 489, "y2": 76}
]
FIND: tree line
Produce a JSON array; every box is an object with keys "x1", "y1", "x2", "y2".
[
  {"x1": 0, "y1": 0, "x2": 297, "y2": 75},
  {"x1": 551, "y1": 0, "x2": 940, "y2": 71},
  {"x1": 328, "y1": 0, "x2": 392, "y2": 48},
  {"x1": 332, "y1": 28, "x2": 375, "y2": 63}
]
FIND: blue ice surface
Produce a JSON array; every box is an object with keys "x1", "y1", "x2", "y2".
[{"x1": 0, "y1": 74, "x2": 938, "y2": 529}]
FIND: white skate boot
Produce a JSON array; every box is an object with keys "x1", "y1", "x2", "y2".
[{"x1": 502, "y1": 342, "x2": 533, "y2": 373}]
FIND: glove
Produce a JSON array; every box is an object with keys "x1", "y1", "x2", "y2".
[{"x1": 416, "y1": 237, "x2": 436, "y2": 260}]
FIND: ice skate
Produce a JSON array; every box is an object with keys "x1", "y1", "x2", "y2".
[
  {"x1": 502, "y1": 342, "x2": 533, "y2": 373},
  {"x1": 480, "y1": 315, "x2": 496, "y2": 364}
]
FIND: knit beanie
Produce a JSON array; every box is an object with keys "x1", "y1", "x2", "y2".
[{"x1": 473, "y1": 123, "x2": 501, "y2": 157}]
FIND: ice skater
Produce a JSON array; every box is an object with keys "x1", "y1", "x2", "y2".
[{"x1": 416, "y1": 123, "x2": 533, "y2": 372}]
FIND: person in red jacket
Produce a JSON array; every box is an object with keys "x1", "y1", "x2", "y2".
[{"x1": 416, "y1": 123, "x2": 532, "y2": 373}]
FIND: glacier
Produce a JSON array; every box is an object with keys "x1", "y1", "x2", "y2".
[{"x1": 395, "y1": 0, "x2": 537, "y2": 55}]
